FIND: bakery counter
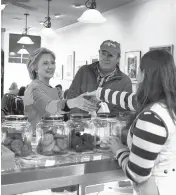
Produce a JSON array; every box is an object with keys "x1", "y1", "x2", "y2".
[{"x1": 1, "y1": 151, "x2": 126, "y2": 195}]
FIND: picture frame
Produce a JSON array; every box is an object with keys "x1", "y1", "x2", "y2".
[
  {"x1": 53, "y1": 65, "x2": 63, "y2": 80},
  {"x1": 149, "y1": 44, "x2": 174, "y2": 55},
  {"x1": 8, "y1": 33, "x2": 41, "y2": 64},
  {"x1": 74, "y1": 60, "x2": 88, "y2": 77},
  {"x1": 90, "y1": 55, "x2": 99, "y2": 64},
  {"x1": 63, "y1": 51, "x2": 75, "y2": 80},
  {"x1": 125, "y1": 51, "x2": 141, "y2": 82}
]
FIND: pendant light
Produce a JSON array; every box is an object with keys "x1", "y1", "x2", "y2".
[
  {"x1": 77, "y1": 0, "x2": 106, "y2": 23},
  {"x1": 17, "y1": 45, "x2": 29, "y2": 55},
  {"x1": 17, "y1": 13, "x2": 34, "y2": 44},
  {"x1": 41, "y1": 0, "x2": 54, "y2": 35},
  {"x1": 43, "y1": 0, "x2": 51, "y2": 28},
  {"x1": 1, "y1": 4, "x2": 7, "y2": 10}
]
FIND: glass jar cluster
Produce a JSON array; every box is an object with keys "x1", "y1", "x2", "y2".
[{"x1": 1, "y1": 113, "x2": 130, "y2": 157}]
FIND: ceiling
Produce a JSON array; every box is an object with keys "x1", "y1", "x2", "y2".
[{"x1": 2, "y1": 0, "x2": 136, "y2": 33}]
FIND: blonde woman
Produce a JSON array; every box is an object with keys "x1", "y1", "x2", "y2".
[{"x1": 24, "y1": 47, "x2": 97, "y2": 134}]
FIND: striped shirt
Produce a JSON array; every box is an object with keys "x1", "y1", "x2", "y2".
[{"x1": 96, "y1": 87, "x2": 168, "y2": 184}]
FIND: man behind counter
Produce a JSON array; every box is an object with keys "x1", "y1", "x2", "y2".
[{"x1": 67, "y1": 40, "x2": 132, "y2": 115}]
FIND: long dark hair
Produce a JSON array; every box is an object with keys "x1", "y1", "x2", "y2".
[
  {"x1": 18, "y1": 86, "x2": 26, "y2": 96},
  {"x1": 123, "y1": 50, "x2": 176, "y2": 142},
  {"x1": 136, "y1": 49, "x2": 176, "y2": 122}
]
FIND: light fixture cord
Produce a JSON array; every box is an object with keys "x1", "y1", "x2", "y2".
[
  {"x1": 24, "y1": 13, "x2": 29, "y2": 35},
  {"x1": 44, "y1": 0, "x2": 51, "y2": 28},
  {"x1": 85, "y1": 0, "x2": 96, "y2": 9},
  {"x1": 47, "y1": 0, "x2": 50, "y2": 17}
]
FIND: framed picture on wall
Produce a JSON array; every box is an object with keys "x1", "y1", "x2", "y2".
[
  {"x1": 90, "y1": 55, "x2": 99, "y2": 64},
  {"x1": 74, "y1": 60, "x2": 88, "y2": 77},
  {"x1": 149, "y1": 44, "x2": 174, "y2": 55},
  {"x1": 53, "y1": 65, "x2": 63, "y2": 80},
  {"x1": 125, "y1": 51, "x2": 141, "y2": 82},
  {"x1": 63, "y1": 51, "x2": 75, "y2": 80},
  {"x1": 8, "y1": 33, "x2": 41, "y2": 64}
]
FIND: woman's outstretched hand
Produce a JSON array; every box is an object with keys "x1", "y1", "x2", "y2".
[{"x1": 107, "y1": 137, "x2": 125, "y2": 155}]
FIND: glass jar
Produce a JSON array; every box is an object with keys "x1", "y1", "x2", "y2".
[
  {"x1": 67, "y1": 114, "x2": 96, "y2": 152},
  {"x1": 118, "y1": 111, "x2": 136, "y2": 145},
  {"x1": 93, "y1": 113, "x2": 120, "y2": 150},
  {"x1": 1, "y1": 115, "x2": 32, "y2": 157},
  {"x1": 36, "y1": 115, "x2": 69, "y2": 156}
]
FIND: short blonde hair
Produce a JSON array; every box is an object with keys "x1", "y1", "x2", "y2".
[{"x1": 27, "y1": 47, "x2": 56, "y2": 80}]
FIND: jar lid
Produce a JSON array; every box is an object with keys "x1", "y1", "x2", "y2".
[
  {"x1": 42, "y1": 115, "x2": 64, "y2": 121},
  {"x1": 3, "y1": 115, "x2": 28, "y2": 121},
  {"x1": 97, "y1": 113, "x2": 116, "y2": 118},
  {"x1": 70, "y1": 113, "x2": 91, "y2": 120}
]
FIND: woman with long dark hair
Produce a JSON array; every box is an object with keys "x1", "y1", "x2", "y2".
[{"x1": 86, "y1": 50, "x2": 176, "y2": 195}]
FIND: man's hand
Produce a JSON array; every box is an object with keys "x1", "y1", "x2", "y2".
[{"x1": 67, "y1": 94, "x2": 98, "y2": 113}]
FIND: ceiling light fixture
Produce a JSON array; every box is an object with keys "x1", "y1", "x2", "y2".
[
  {"x1": 77, "y1": 0, "x2": 106, "y2": 23},
  {"x1": 17, "y1": 45, "x2": 29, "y2": 55},
  {"x1": 72, "y1": 4, "x2": 85, "y2": 9},
  {"x1": 17, "y1": 13, "x2": 34, "y2": 45},
  {"x1": 43, "y1": 0, "x2": 52, "y2": 29},
  {"x1": 41, "y1": 0, "x2": 56, "y2": 36},
  {"x1": 1, "y1": 4, "x2": 7, "y2": 10},
  {"x1": 54, "y1": 14, "x2": 63, "y2": 18}
]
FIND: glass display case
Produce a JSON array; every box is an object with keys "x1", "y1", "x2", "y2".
[{"x1": 1, "y1": 115, "x2": 32, "y2": 157}]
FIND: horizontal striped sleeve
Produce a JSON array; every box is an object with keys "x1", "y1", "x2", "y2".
[
  {"x1": 118, "y1": 151, "x2": 130, "y2": 165},
  {"x1": 104, "y1": 89, "x2": 111, "y2": 103},
  {"x1": 97, "y1": 87, "x2": 137, "y2": 111},
  {"x1": 96, "y1": 87, "x2": 102, "y2": 101},
  {"x1": 115, "y1": 148, "x2": 129, "y2": 159},
  {"x1": 120, "y1": 111, "x2": 168, "y2": 183},
  {"x1": 99, "y1": 87, "x2": 106, "y2": 102}
]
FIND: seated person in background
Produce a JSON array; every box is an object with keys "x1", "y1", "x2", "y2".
[
  {"x1": 55, "y1": 84, "x2": 64, "y2": 99},
  {"x1": 1, "y1": 94, "x2": 24, "y2": 116},
  {"x1": 85, "y1": 50, "x2": 176, "y2": 195},
  {"x1": 8, "y1": 82, "x2": 19, "y2": 95},
  {"x1": 1, "y1": 93, "x2": 17, "y2": 116},
  {"x1": 1, "y1": 83, "x2": 24, "y2": 116},
  {"x1": 67, "y1": 40, "x2": 132, "y2": 115},
  {"x1": 24, "y1": 47, "x2": 97, "y2": 135}
]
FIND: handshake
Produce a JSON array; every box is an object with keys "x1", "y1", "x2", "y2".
[{"x1": 67, "y1": 90, "x2": 99, "y2": 113}]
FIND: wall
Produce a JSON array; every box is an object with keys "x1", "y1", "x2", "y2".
[{"x1": 3, "y1": 0, "x2": 176, "y2": 92}]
